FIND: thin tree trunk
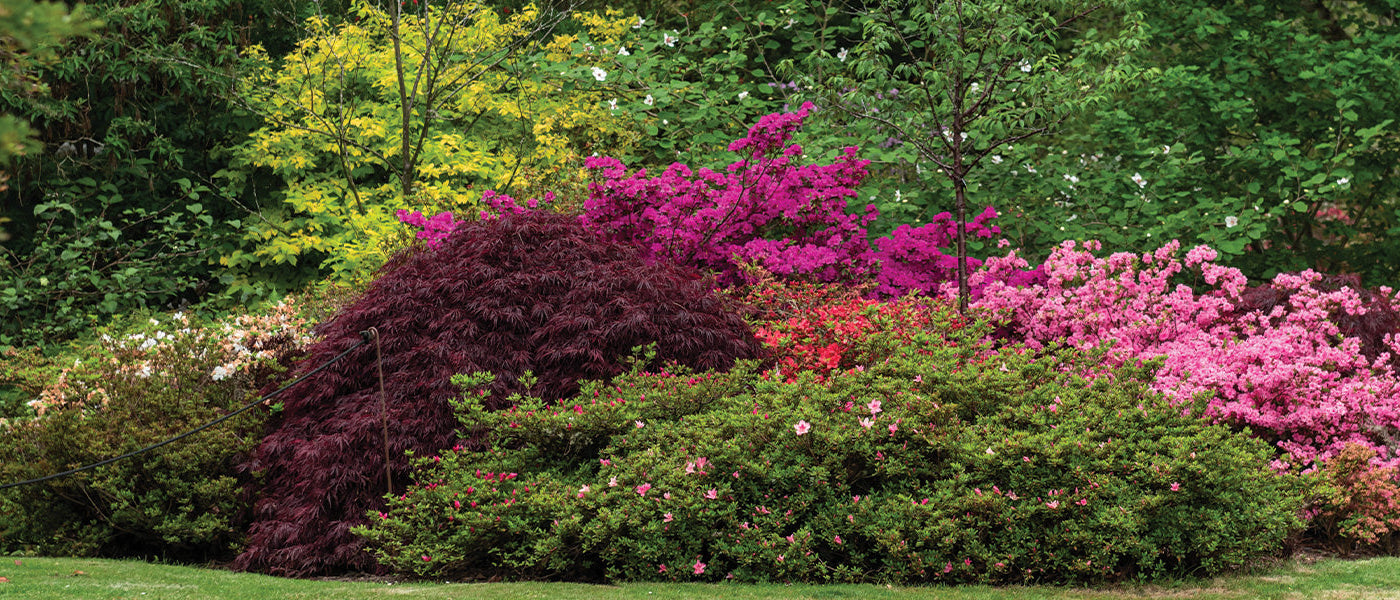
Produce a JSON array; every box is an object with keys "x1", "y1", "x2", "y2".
[
  {"x1": 953, "y1": 174, "x2": 969, "y2": 314},
  {"x1": 391, "y1": 1, "x2": 414, "y2": 196}
]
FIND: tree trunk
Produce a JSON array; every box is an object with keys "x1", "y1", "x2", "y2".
[{"x1": 953, "y1": 173, "x2": 969, "y2": 314}]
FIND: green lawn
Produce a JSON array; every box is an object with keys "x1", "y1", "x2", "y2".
[{"x1": 1, "y1": 556, "x2": 1398, "y2": 599}]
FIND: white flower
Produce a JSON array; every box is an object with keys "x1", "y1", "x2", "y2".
[
  {"x1": 1225, "y1": 216, "x2": 1239, "y2": 228},
  {"x1": 1337, "y1": 177, "x2": 1350, "y2": 185},
  {"x1": 617, "y1": 46, "x2": 630, "y2": 56},
  {"x1": 137, "y1": 365, "x2": 152, "y2": 378},
  {"x1": 211, "y1": 365, "x2": 232, "y2": 381},
  {"x1": 1024, "y1": 164, "x2": 1037, "y2": 174},
  {"x1": 837, "y1": 47, "x2": 848, "y2": 62},
  {"x1": 969, "y1": 82, "x2": 980, "y2": 94},
  {"x1": 990, "y1": 155, "x2": 1003, "y2": 164},
  {"x1": 784, "y1": 17, "x2": 795, "y2": 29},
  {"x1": 1162, "y1": 144, "x2": 1171, "y2": 154},
  {"x1": 664, "y1": 32, "x2": 678, "y2": 47},
  {"x1": 591, "y1": 66, "x2": 607, "y2": 82},
  {"x1": 607, "y1": 98, "x2": 618, "y2": 111},
  {"x1": 1063, "y1": 174, "x2": 1079, "y2": 184},
  {"x1": 895, "y1": 189, "x2": 904, "y2": 203},
  {"x1": 140, "y1": 338, "x2": 158, "y2": 351},
  {"x1": 1131, "y1": 172, "x2": 1147, "y2": 188},
  {"x1": 1019, "y1": 59, "x2": 1032, "y2": 73},
  {"x1": 737, "y1": 91, "x2": 749, "y2": 100},
  {"x1": 633, "y1": 17, "x2": 645, "y2": 28},
  {"x1": 643, "y1": 94, "x2": 654, "y2": 105}
]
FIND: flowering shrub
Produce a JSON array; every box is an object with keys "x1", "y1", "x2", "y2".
[
  {"x1": 973, "y1": 240, "x2": 1400, "y2": 469},
  {"x1": 0, "y1": 302, "x2": 314, "y2": 559},
  {"x1": 581, "y1": 102, "x2": 878, "y2": 285},
  {"x1": 395, "y1": 209, "x2": 458, "y2": 249},
  {"x1": 872, "y1": 206, "x2": 1040, "y2": 298},
  {"x1": 235, "y1": 211, "x2": 762, "y2": 576},
  {"x1": 359, "y1": 323, "x2": 1302, "y2": 583},
  {"x1": 737, "y1": 277, "x2": 965, "y2": 381},
  {"x1": 1306, "y1": 443, "x2": 1400, "y2": 556}
]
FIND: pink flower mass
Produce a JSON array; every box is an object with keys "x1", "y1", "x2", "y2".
[{"x1": 974, "y1": 239, "x2": 1400, "y2": 468}]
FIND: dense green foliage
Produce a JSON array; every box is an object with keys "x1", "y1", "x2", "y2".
[
  {"x1": 0, "y1": 0, "x2": 318, "y2": 347},
  {"x1": 359, "y1": 311, "x2": 1304, "y2": 583},
  {"x1": 0, "y1": 305, "x2": 313, "y2": 559}
]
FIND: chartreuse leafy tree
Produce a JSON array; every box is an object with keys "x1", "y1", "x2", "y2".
[
  {"x1": 222, "y1": 0, "x2": 641, "y2": 295},
  {"x1": 807, "y1": 0, "x2": 1145, "y2": 310}
]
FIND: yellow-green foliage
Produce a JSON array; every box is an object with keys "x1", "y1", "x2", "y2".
[{"x1": 223, "y1": 1, "x2": 641, "y2": 291}]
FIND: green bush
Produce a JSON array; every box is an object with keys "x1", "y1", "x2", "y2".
[
  {"x1": 357, "y1": 319, "x2": 1305, "y2": 584},
  {"x1": 0, "y1": 302, "x2": 313, "y2": 559}
]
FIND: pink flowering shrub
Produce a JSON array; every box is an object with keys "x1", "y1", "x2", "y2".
[
  {"x1": 395, "y1": 209, "x2": 458, "y2": 248},
  {"x1": 581, "y1": 102, "x2": 878, "y2": 285},
  {"x1": 973, "y1": 240, "x2": 1400, "y2": 470},
  {"x1": 413, "y1": 106, "x2": 1035, "y2": 297},
  {"x1": 357, "y1": 326, "x2": 1302, "y2": 583},
  {"x1": 872, "y1": 207, "x2": 1045, "y2": 298}
]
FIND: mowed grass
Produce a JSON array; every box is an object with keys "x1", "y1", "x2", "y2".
[{"x1": 2, "y1": 555, "x2": 1398, "y2": 600}]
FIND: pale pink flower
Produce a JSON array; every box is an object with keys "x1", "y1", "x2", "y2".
[
  {"x1": 867, "y1": 400, "x2": 882, "y2": 414},
  {"x1": 704, "y1": 488, "x2": 718, "y2": 499},
  {"x1": 636, "y1": 483, "x2": 652, "y2": 496},
  {"x1": 794, "y1": 420, "x2": 811, "y2": 435},
  {"x1": 860, "y1": 417, "x2": 874, "y2": 429}
]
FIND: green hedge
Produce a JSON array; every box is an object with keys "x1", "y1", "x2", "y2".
[{"x1": 358, "y1": 323, "x2": 1306, "y2": 584}]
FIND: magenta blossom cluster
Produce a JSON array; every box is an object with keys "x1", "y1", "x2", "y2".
[
  {"x1": 974, "y1": 240, "x2": 1400, "y2": 469},
  {"x1": 407, "y1": 105, "x2": 1035, "y2": 297},
  {"x1": 395, "y1": 209, "x2": 457, "y2": 248},
  {"x1": 581, "y1": 102, "x2": 878, "y2": 285},
  {"x1": 873, "y1": 207, "x2": 1044, "y2": 297}
]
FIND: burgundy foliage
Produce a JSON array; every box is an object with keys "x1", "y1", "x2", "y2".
[{"x1": 233, "y1": 211, "x2": 763, "y2": 576}]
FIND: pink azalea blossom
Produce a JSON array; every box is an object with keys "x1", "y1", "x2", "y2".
[
  {"x1": 636, "y1": 483, "x2": 652, "y2": 496},
  {"x1": 794, "y1": 420, "x2": 811, "y2": 435},
  {"x1": 693, "y1": 560, "x2": 707, "y2": 575}
]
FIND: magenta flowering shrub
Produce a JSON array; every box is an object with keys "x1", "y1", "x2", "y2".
[
  {"x1": 974, "y1": 240, "x2": 1400, "y2": 469},
  {"x1": 395, "y1": 209, "x2": 457, "y2": 248},
  {"x1": 419, "y1": 105, "x2": 1035, "y2": 297},
  {"x1": 872, "y1": 207, "x2": 1044, "y2": 298},
  {"x1": 581, "y1": 102, "x2": 877, "y2": 285},
  {"x1": 358, "y1": 325, "x2": 1302, "y2": 584}
]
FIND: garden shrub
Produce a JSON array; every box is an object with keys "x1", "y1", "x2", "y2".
[
  {"x1": 234, "y1": 210, "x2": 762, "y2": 576},
  {"x1": 974, "y1": 240, "x2": 1400, "y2": 470},
  {"x1": 580, "y1": 102, "x2": 878, "y2": 286},
  {"x1": 471, "y1": 104, "x2": 1037, "y2": 297},
  {"x1": 737, "y1": 276, "x2": 965, "y2": 381},
  {"x1": 1307, "y1": 443, "x2": 1400, "y2": 556},
  {"x1": 359, "y1": 314, "x2": 1304, "y2": 584},
  {"x1": 0, "y1": 303, "x2": 312, "y2": 559}
]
